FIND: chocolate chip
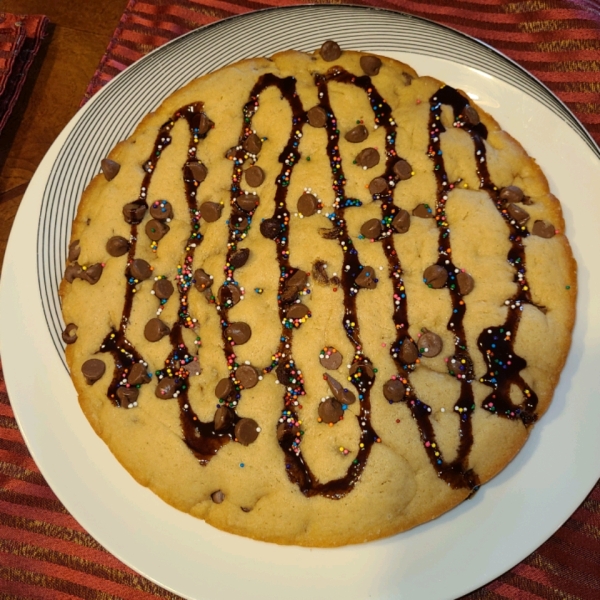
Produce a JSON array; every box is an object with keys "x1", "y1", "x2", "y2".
[
  {"x1": 183, "y1": 361, "x2": 201, "y2": 377},
  {"x1": 235, "y1": 418, "x2": 260, "y2": 446},
  {"x1": 399, "y1": 338, "x2": 418, "y2": 364},
  {"x1": 355, "y1": 147, "x2": 380, "y2": 169},
  {"x1": 394, "y1": 159, "x2": 413, "y2": 180},
  {"x1": 64, "y1": 263, "x2": 83, "y2": 283},
  {"x1": 81, "y1": 358, "x2": 105, "y2": 384},
  {"x1": 360, "y1": 219, "x2": 382, "y2": 239},
  {"x1": 287, "y1": 303, "x2": 309, "y2": 320},
  {"x1": 392, "y1": 209, "x2": 410, "y2": 233},
  {"x1": 116, "y1": 386, "x2": 139, "y2": 407},
  {"x1": 360, "y1": 55, "x2": 382, "y2": 76},
  {"x1": 245, "y1": 165, "x2": 264, "y2": 187},
  {"x1": 237, "y1": 194, "x2": 260, "y2": 212},
  {"x1": 456, "y1": 271, "x2": 474, "y2": 296},
  {"x1": 413, "y1": 203, "x2": 433, "y2": 218},
  {"x1": 349, "y1": 361, "x2": 375, "y2": 379},
  {"x1": 423, "y1": 264, "x2": 448, "y2": 288},
  {"x1": 194, "y1": 268, "x2": 212, "y2": 291},
  {"x1": 462, "y1": 105, "x2": 480, "y2": 126},
  {"x1": 144, "y1": 318, "x2": 170, "y2": 342},
  {"x1": 282, "y1": 269, "x2": 308, "y2": 301},
  {"x1": 325, "y1": 374, "x2": 356, "y2": 405},
  {"x1": 122, "y1": 201, "x2": 147, "y2": 224},
  {"x1": 218, "y1": 283, "x2": 241, "y2": 307},
  {"x1": 318, "y1": 398, "x2": 343, "y2": 424},
  {"x1": 500, "y1": 185, "x2": 524, "y2": 204},
  {"x1": 211, "y1": 490, "x2": 225, "y2": 504},
  {"x1": 101, "y1": 158, "x2": 121, "y2": 181},
  {"x1": 320, "y1": 40, "x2": 341, "y2": 62},
  {"x1": 225, "y1": 322, "x2": 251, "y2": 345},
  {"x1": 419, "y1": 331, "x2": 443, "y2": 357},
  {"x1": 355, "y1": 266, "x2": 377, "y2": 289},
  {"x1": 82, "y1": 263, "x2": 103, "y2": 285},
  {"x1": 149, "y1": 200, "x2": 173, "y2": 221},
  {"x1": 130, "y1": 258, "x2": 152, "y2": 281},
  {"x1": 260, "y1": 218, "x2": 281, "y2": 239},
  {"x1": 185, "y1": 161, "x2": 208, "y2": 183},
  {"x1": 197, "y1": 112, "x2": 214, "y2": 135},
  {"x1": 106, "y1": 236, "x2": 129, "y2": 257},
  {"x1": 230, "y1": 248, "x2": 250, "y2": 268},
  {"x1": 229, "y1": 214, "x2": 249, "y2": 231},
  {"x1": 153, "y1": 278, "x2": 174, "y2": 300},
  {"x1": 345, "y1": 125, "x2": 368, "y2": 143},
  {"x1": 62, "y1": 323, "x2": 78, "y2": 344},
  {"x1": 68, "y1": 240, "x2": 80, "y2": 262},
  {"x1": 532, "y1": 220, "x2": 555, "y2": 238},
  {"x1": 226, "y1": 147, "x2": 237, "y2": 160},
  {"x1": 235, "y1": 365, "x2": 259, "y2": 389},
  {"x1": 312, "y1": 260, "x2": 330, "y2": 285},
  {"x1": 383, "y1": 379, "x2": 405, "y2": 402},
  {"x1": 214, "y1": 406, "x2": 235, "y2": 431},
  {"x1": 215, "y1": 378, "x2": 234, "y2": 400},
  {"x1": 145, "y1": 219, "x2": 169, "y2": 241},
  {"x1": 201, "y1": 201, "x2": 222, "y2": 223},
  {"x1": 243, "y1": 133, "x2": 262, "y2": 155},
  {"x1": 319, "y1": 347, "x2": 342, "y2": 370},
  {"x1": 368, "y1": 177, "x2": 388, "y2": 195},
  {"x1": 298, "y1": 193, "x2": 319, "y2": 216},
  {"x1": 128, "y1": 363, "x2": 151, "y2": 385},
  {"x1": 155, "y1": 377, "x2": 177, "y2": 399},
  {"x1": 307, "y1": 106, "x2": 327, "y2": 128},
  {"x1": 507, "y1": 203, "x2": 530, "y2": 226}
]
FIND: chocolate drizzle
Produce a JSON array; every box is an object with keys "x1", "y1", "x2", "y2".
[{"x1": 430, "y1": 86, "x2": 538, "y2": 425}]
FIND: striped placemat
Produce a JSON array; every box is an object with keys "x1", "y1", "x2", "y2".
[{"x1": 3, "y1": 1, "x2": 600, "y2": 598}]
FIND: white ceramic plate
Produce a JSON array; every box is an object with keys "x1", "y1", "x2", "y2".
[{"x1": 1, "y1": 6, "x2": 599, "y2": 600}]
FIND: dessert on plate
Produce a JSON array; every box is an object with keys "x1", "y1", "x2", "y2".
[{"x1": 60, "y1": 41, "x2": 576, "y2": 546}]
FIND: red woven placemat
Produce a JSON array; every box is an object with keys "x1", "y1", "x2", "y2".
[{"x1": 2, "y1": 1, "x2": 600, "y2": 598}]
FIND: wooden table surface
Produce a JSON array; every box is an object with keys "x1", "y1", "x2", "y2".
[{"x1": 0, "y1": 0, "x2": 127, "y2": 275}]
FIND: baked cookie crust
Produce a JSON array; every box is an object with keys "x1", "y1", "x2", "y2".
[{"x1": 59, "y1": 43, "x2": 577, "y2": 547}]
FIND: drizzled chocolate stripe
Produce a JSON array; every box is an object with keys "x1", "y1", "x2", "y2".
[{"x1": 431, "y1": 86, "x2": 538, "y2": 425}]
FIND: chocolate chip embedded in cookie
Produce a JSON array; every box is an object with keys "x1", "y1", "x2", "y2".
[
  {"x1": 116, "y1": 386, "x2": 139, "y2": 407},
  {"x1": 235, "y1": 365, "x2": 259, "y2": 389},
  {"x1": 144, "y1": 318, "x2": 170, "y2": 342},
  {"x1": 149, "y1": 200, "x2": 173, "y2": 221},
  {"x1": 318, "y1": 397, "x2": 343, "y2": 424},
  {"x1": 399, "y1": 338, "x2": 418, "y2": 365},
  {"x1": 383, "y1": 378, "x2": 405, "y2": 402},
  {"x1": 145, "y1": 219, "x2": 169, "y2": 241},
  {"x1": 214, "y1": 406, "x2": 235, "y2": 431},
  {"x1": 413, "y1": 203, "x2": 433, "y2": 218},
  {"x1": 101, "y1": 158, "x2": 120, "y2": 181},
  {"x1": 106, "y1": 236, "x2": 129, "y2": 257},
  {"x1": 185, "y1": 162, "x2": 208, "y2": 183},
  {"x1": 62, "y1": 323, "x2": 78, "y2": 344},
  {"x1": 81, "y1": 358, "x2": 105, "y2": 384},
  {"x1": 297, "y1": 193, "x2": 319, "y2": 217},
  {"x1": 237, "y1": 194, "x2": 260, "y2": 212},
  {"x1": 355, "y1": 147, "x2": 380, "y2": 169},
  {"x1": 392, "y1": 209, "x2": 410, "y2": 233},
  {"x1": 230, "y1": 248, "x2": 250, "y2": 268},
  {"x1": 307, "y1": 106, "x2": 327, "y2": 128},
  {"x1": 155, "y1": 377, "x2": 177, "y2": 399},
  {"x1": 368, "y1": 177, "x2": 388, "y2": 195},
  {"x1": 235, "y1": 418, "x2": 260, "y2": 445},
  {"x1": 360, "y1": 219, "x2": 382, "y2": 239},
  {"x1": 319, "y1": 346, "x2": 343, "y2": 370},
  {"x1": 243, "y1": 133, "x2": 262, "y2": 155},
  {"x1": 201, "y1": 201, "x2": 222, "y2": 223},
  {"x1": 128, "y1": 363, "x2": 151, "y2": 385},
  {"x1": 462, "y1": 105, "x2": 480, "y2": 125},
  {"x1": 500, "y1": 185, "x2": 524, "y2": 204},
  {"x1": 81, "y1": 263, "x2": 103, "y2": 285},
  {"x1": 193, "y1": 268, "x2": 212, "y2": 292},
  {"x1": 418, "y1": 330, "x2": 443, "y2": 358},
  {"x1": 393, "y1": 159, "x2": 413, "y2": 180},
  {"x1": 360, "y1": 55, "x2": 382, "y2": 76},
  {"x1": 355, "y1": 266, "x2": 377, "y2": 289},
  {"x1": 345, "y1": 125, "x2": 368, "y2": 143},
  {"x1": 532, "y1": 220, "x2": 556, "y2": 238},
  {"x1": 68, "y1": 239, "x2": 80, "y2": 262},
  {"x1": 423, "y1": 264, "x2": 447, "y2": 289},
  {"x1": 456, "y1": 271, "x2": 475, "y2": 296},
  {"x1": 225, "y1": 322, "x2": 252, "y2": 345},
  {"x1": 245, "y1": 165, "x2": 265, "y2": 187},
  {"x1": 122, "y1": 201, "x2": 147, "y2": 224},
  {"x1": 129, "y1": 259, "x2": 152, "y2": 281},
  {"x1": 152, "y1": 278, "x2": 174, "y2": 300}
]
